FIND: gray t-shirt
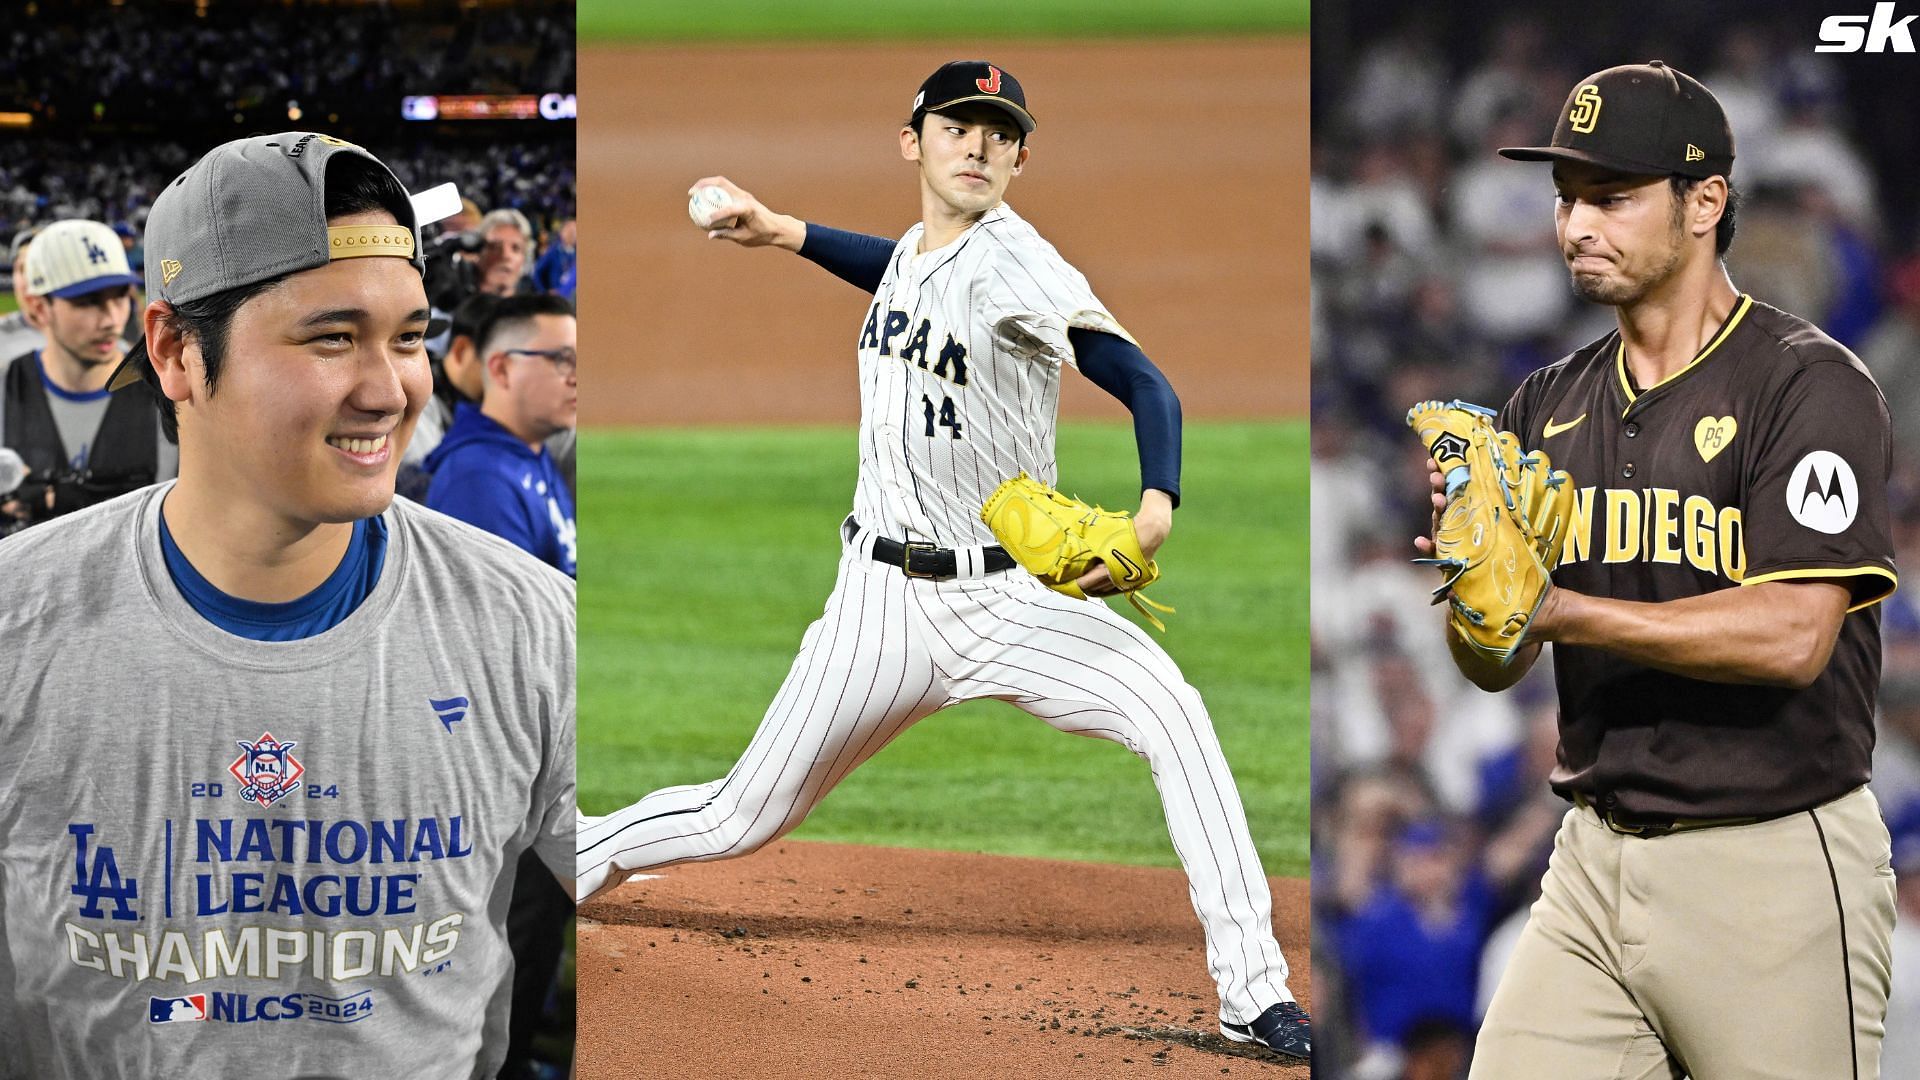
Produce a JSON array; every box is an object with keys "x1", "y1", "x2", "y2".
[
  {"x1": 0, "y1": 484, "x2": 575, "y2": 1079},
  {"x1": 0, "y1": 315, "x2": 39, "y2": 373}
]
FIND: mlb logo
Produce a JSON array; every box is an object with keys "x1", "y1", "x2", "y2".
[{"x1": 149, "y1": 994, "x2": 207, "y2": 1023}]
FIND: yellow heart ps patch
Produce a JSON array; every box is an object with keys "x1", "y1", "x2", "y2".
[{"x1": 1694, "y1": 416, "x2": 1737, "y2": 462}]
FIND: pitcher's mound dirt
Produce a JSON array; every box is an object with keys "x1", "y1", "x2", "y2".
[{"x1": 578, "y1": 841, "x2": 1311, "y2": 1078}]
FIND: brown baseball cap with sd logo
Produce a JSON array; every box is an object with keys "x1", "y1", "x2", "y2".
[{"x1": 1499, "y1": 61, "x2": 1733, "y2": 180}]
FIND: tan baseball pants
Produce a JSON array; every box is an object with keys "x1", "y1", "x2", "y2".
[{"x1": 1470, "y1": 785, "x2": 1896, "y2": 1080}]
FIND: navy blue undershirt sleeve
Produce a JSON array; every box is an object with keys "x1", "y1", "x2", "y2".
[
  {"x1": 797, "y1": 224, "x2": 894, "y2": 294},
  {"x1": 1069, "y1": 327, "x2": 1182, "y2": 508}
]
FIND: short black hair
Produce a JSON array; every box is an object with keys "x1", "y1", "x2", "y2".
[
  {"x1": 475, "y1": 292, "x2": 574, "y2": 358},
  {"x1": 449, "y1": 292, "x2": 500, "y2": 345},
  {"x1": 154, "y1": 153, "x2": 416, "y2": 443},
  {"x1": 1671, "y1": 175, "x2": 1739, "y2": 257}
]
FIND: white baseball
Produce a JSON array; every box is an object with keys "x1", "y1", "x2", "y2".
[{"x1": 688, "y1": 185, "x2": 737, "y2": 229}]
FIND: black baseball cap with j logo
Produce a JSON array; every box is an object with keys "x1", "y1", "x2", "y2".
[
  {"x1": 1499, "y1": 61, "x2": 1734, "y2": 180},
  {"x1": 912, "y1": 60, "x2": 1036, "y2": 134}
]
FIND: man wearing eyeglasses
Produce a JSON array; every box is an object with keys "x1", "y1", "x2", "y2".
[{"x1": 423, "y1": 292, "x2": 577, "y2": 576}]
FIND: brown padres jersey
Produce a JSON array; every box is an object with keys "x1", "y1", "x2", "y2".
[{"x1": 1501, "y1": 295, "x2": 1897, "y2": 818}]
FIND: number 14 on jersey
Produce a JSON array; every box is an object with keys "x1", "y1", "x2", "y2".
[{"x1": 922, "y1": 394, "x2": 964, "y2": 439}]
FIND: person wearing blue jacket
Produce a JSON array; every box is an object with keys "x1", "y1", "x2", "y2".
[
  {"x1": 532, "y1": 218, "x2": 576, "y2": 300},
  {"x1": 424, "y1": 292, "x2": 577, "y2": 576}
]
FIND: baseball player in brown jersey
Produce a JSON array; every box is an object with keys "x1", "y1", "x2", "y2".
[{"x1": 1422, "y1": 63, "x2": 1900, "y2": 1078}]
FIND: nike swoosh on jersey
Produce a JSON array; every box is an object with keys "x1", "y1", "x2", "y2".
[{"x1": 1544, "y1": 414, "x2": 1587, "y2": 438}]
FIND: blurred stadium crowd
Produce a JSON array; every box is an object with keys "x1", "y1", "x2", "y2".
[
  {"x1": 1313, "y1": 5, "x2": 1920, "y2": 1078},
  {"x1": 0, "y1": 2, "x2": 573, "y2": 131},
  {"x1": 0, "y1": 137, "x2": 576, "y2": 258}
]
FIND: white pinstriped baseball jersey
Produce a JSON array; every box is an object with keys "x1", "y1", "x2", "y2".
[
  {"x1": 579, "y1": 199, "x2": 1297, "y2": 1027},
  {"x1": 851, "y1": 204, "x2": 1133, "y2": 548}
]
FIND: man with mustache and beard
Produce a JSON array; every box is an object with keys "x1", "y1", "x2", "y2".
[
  {"x1": 0, "y1": 218, "x2": 176, "y2": 530},
  {"x1": 1425, "y1": 62, "x2": 1899, "y2": 1079}
]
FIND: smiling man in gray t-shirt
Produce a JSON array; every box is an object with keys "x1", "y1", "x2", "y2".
[{"x1": 0, "y1": 133, "x2": 574, "y2": 1080}]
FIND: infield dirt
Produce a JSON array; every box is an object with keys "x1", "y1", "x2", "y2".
[{"x1": 579, "y1": 842, "x2": 1311, "y2": 1078}]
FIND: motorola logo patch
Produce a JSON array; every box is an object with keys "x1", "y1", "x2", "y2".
[{"x1": 1786, "y1": 450, "x2": 1858, "y2": 534}]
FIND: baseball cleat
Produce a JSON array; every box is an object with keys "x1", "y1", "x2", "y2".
[{"x1": 1220, "y1": 1001, "x2": 1311, "y2": 1061}]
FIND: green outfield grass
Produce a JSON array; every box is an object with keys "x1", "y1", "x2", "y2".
[
  {"x1": 577, "y1": 420, "x2": 1309, "y2": 876},
  {"x1": 577, "y1": 0, "x2": 1308, "y2": 41},
  {"x1": 0, "y1": 292, "x2": 16, "y2": 316}
]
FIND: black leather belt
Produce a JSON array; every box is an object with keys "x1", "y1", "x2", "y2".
[
  {"x1": 847, "y1": 517, "x2": 1015, "y2": 580},
  {"x1": 1575, "y1": 792, "x2": 1783, "y2": 838}
]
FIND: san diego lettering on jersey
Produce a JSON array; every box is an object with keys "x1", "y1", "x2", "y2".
[{"x1": 1550, "y1": 486, "x2": 1746, "y2": 580}]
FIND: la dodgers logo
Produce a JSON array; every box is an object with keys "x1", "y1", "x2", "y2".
[{"x1": 228, "y1": 732, "x2": 304, "y2": 806}]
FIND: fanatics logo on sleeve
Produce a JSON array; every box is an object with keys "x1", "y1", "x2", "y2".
[
  {"x1": 1787, "y1": 450, "x2": 1858, "y2": 533},
  {"x1": 431, "y1": 696, "x2": 470, "y2": 733}
]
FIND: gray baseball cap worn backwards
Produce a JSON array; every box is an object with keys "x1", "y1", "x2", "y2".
[{"x1": 107, "y1": 132, "x2": 424, "y2": 393}]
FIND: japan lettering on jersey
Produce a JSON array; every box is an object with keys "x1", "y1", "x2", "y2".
[{"x1": 849, "y1": 204, "x2": 1134, "y2": 548}]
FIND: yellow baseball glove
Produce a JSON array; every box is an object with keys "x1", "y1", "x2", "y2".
[
  {"x1": 980, "y1": 472, "x2": 1175, "y2": 631},
  {"x1": 1405, "y1": 400, "x2": 1574, "y2": 663}
]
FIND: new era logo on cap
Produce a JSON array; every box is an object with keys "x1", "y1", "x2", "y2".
[{"x1": 22, "y1": 220, "x2": 141, "y2": 300}]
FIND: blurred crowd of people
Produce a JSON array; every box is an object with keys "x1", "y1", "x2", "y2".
[
  {"x1": 0, "y1": 1, "x2": 573, "y2": 131},
  {"x1": 0, "y1": 137, "x2": 575, "y2": 258},
  {"x1": 1313, "y1": 12, "x2": 1920, "y2": 1079},
  {"x1": 5, "y1": 155, "x2": 576, "y2": 541}
]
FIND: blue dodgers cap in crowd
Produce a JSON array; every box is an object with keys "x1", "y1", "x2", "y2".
[
  {"x1": 108, "y1": 132, "x2": 424, "y2": 392},
  {"x1": 23, "y1": 220, "x2": 142, "y2": 299}
]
